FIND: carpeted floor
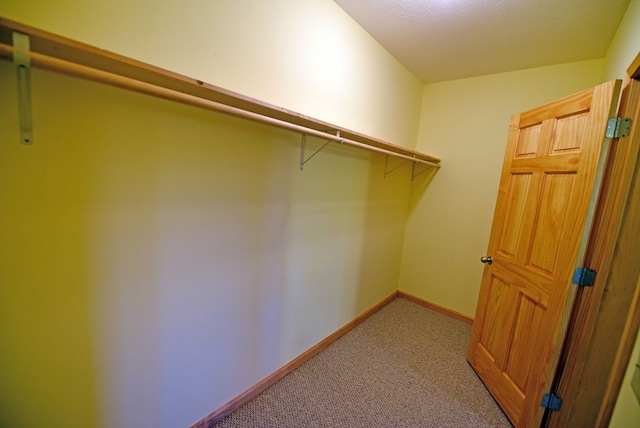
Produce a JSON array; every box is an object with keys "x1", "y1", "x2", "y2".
[{"x1": 213, "y1": 297, "x2": 513, "y2": 427}]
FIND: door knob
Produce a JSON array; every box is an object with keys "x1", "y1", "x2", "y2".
[{"x1": 480, "y1": 256, "x2": 493, "y2": 265}]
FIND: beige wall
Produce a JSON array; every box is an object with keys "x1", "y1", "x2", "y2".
[
  {"x1": 398, "y1": 59, "x2": 605, "y2": 316},
  {"x1": 604, "y1": 1, "x2": 640, "y2": 426},
  {"x1": 603, "y1": 0, "x2": 640, "y2": 82},
  {"x1": 0, "y1": 1, "x2": 424, "y2": 427}
]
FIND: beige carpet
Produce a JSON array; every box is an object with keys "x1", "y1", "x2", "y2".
[{"x1": 213, "y1": 297, "x2": 513, "y2": 427}]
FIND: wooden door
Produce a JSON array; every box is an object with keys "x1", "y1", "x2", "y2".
[
  {"x1": 467, "y1": 80, "x2": 621, "y2": 428},
  {"x1": 545, "y1": 64, "x2": 640, "y2": 427}
]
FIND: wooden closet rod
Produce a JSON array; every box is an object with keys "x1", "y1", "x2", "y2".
[
  {"x1": 0, "y1": 18, "x2": 441, "y2": 168},
  {"x1": 0, "y1": 44, "x2": 438, "y2": 167}
]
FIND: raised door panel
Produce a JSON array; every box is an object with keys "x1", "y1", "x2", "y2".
[{"x1": 528, "y1": 173, "x2": 576, "y2": 274}]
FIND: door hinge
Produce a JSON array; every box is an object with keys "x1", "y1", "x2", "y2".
[
  {"x1": 606, "y1": 117, "x2": 632, "y2": 138},
  {"x1": 572, "y1": 267, "x2": 596, "y2": 287},
  {"x1": 541, "y1": 393, "x2": 563, "y2": 411}
]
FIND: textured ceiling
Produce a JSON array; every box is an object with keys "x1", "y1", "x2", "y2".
[{"x1": 333, "y1": 0, "x2": 631, "y2": 83}]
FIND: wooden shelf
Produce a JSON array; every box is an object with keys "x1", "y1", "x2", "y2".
[{"x1": 0, "y1": 17, "x2": 441, "y2": 168}]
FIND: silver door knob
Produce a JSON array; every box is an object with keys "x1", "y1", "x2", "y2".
[{"x1": 480, "y1": 256, "x2": 493, "y2": 265}]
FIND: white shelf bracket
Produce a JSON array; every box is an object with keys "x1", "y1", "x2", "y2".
[
  {"x1": 411, "y1": 160, "x2": 433, "y2": 181},
  {"x1": 384, "y1": 155, "x2": 411, "y2": 178},
  {"x1": 13, "y1": 32, "x2": 33, "y2": 145},
  {"x1": 299, "y1": 130, "x2": 342, "y2": 170}
]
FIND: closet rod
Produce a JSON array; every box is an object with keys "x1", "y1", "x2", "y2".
[
  {"x1": 0, "y1": 43, "x2": 439, "y2": 168},
  {"x1": 0, "y1": 17, "x2": 441, "y2": 165}
]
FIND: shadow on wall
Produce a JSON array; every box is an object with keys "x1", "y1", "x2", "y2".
[
  {"x1": 278, "y1": 138, "x2": 383, "y2": 355},
  {"x1": 407, "y1": 166, "x2": 439, "y2": 216},
  {"x1": 82, "y1": 85, "x2": 305, "y2": 428},
  {"x1": 354, "y1": 154, "x2": 440, "y2": 315}
]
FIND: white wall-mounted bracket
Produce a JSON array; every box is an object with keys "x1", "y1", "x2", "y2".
[
  {"x1": 384, "y1": 155, "x2": 411, "y2": 178},
  {"x1": 13, "y1": 32, "x2": 33, "y2": 145},
  {"x1": 411, "y1": 160, "x2": 432, "y2": 181},
  {"x1": 299, "y1": 130, "x2": 343, "y2": 170}
]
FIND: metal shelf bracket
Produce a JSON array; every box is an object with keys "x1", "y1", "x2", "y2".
[
  {"x1": 411, "y1": 160, "x2": 432, "y2": 181},
  {"x1": 300, "y1": 130, "x2": 343, "y2": 170},
  {"x1": 384, "y1": 155, "x2": 412, "y2": 178}
]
